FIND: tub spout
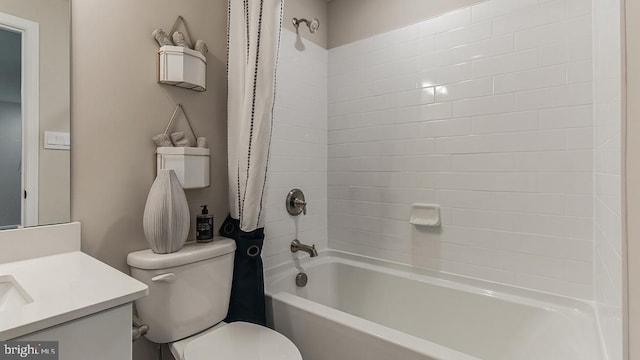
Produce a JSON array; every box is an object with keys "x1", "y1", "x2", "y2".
[{"x1": 291, "y1": 239, "x2": 318, "y2": 257}]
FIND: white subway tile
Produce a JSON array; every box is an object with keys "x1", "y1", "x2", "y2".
[
  {"x1": 451, "y1": 209, "x2": 515, "y2": 231},
  {"x1": 420, "y1": 63, "x2": 471, "y2": 87},
  {"x1": 329, "y1": 139, "x2": 435, "y2": 158},
  {"x1": 441, "y1": 226, "x2": 591, "y2": 261},
  {"x1": 539, "y1": 173, "x2": 593, "y2": 194},
  {"x1": 435, "y1": 172, "x2": 539, "y2": 192},
  {"x1": 328, "y1": 82, "x2": 374, "y2": 103},
  {"x1": 451, "y1": 35, "x2": 514, "y2": 64},
  {"x1": 421, "y1": 50, "x2": 452, "y2": 69},
  {"x1": 323, "y1": 1, "x2": 596, "y2": 299},
  {"x1": 567, "y1": 0, "x2": 592, "y2": 17},
  {"x1": 494, "y1": 65, "x2": 567, "y2": 94},
  {"x1": 439, "y1": 243, "x2": 516, "y2": 271},
  {"x1": 328, "y1": 171, "x2": 434, "y2": 189},
  {"x1": 514, "y1": 15, "x2": 592, "y2": 51},
  {"x1": 329, "y1": 69, "x2": 369, "y2": 89},
  {"x1": 419, "y1": 102, "x2": 453, "y2": 121},
  {"x1": 471, "y1": 0, "x2": 539, "y2": 22},
  {"x1": 516, "y1": 253, "x2": 567, "y2": 279},
  {"x1": 435, "y1": 135, "x2": 493, "y2": 153},
  {"x1": 420, "y1": 117, "x2": 473, "y2": 138},
  {"x1": 438, "y1": 191, "x2": 566, "y2": 215},
  {"x1": 374, "y1": 74, "x2": 421, "y2": 95},
  {"x1": 566, "y1": 260, "x2": 593, "y2": 284},
  {"x1": 472, "y1": 49, "x2": 539, "y2": 78},
  {"x1": 370, "y1": 57, "x2": 421, "y2": 81},
  {"x1": 567, "y1": 127, "x2": 594, "y2": 150},
  {"x1": 375, "y1": 88, "x2": 435, "y2": 109},
  {"x1": 329, "y1": 123, "x2": 421, "y2": 144},
  {"x1": 435, "y1": 78, "x2": 493, "y2": 102},
  {"x1": 515, "y1": 151, "x2": 592, "y2": 172},
  {"x1": 453, "y1": 94, "x2": 516, "y2": 117},
  {"x1": 472, "y1": 111, "x2": 539, "y2": 134},
  {"x1": 419, "y1": 8, "x2": 472, "y2": 36},
  {"x1": 452, "y1": 153, "x2": 514, "y2": 172},
  {"x1": 516, "y1": 82, "x2": 592, "y2": 111},
  {"x1": 539, "y1": 35, "x2": 592, "y2": 66},
  {"x1": 388, "y1": 40, "x2": 423, "y2": 62},
  {"x1": 434, "y1": 21, "x2": 492, "y2": 50},
  {"x1": 491, "y1": 130, "x2": 566, "y2": 152},
  {"x1": 492, "y1": 0, "x2": 565, "y2": 36},
  {"x1": 513, "y1": 213, "x2": 593, "y2": 240},
  {"x1": 567, "y1": 60, "x2": 594, "y2": 83},
  {"x1": 330, "y1": 200, "x2": 408, "y2": 221},
  {"x1": 540, "y1": 105, "x2": 593, "y2": 129},
  {"x1": 566, "y1": 195, "x2": 594, "y2": 217}
]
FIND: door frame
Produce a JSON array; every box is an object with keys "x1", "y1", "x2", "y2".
[{"x1": 0, "y1": 12, "x2": 39, "y2": 227}]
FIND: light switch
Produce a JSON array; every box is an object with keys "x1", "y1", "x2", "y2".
[{"x1": 44, "y1": 131, "x2": 70, "y2": 150}]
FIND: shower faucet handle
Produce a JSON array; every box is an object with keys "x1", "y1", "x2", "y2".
[
  {"x1": 294, "y1": 198, "x2": 307, "y2": 215},
  {"x1": 286, "y1": 189, "x2": 307, "y2": 216}
]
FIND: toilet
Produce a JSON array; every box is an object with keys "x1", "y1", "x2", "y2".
[{"x1": 127, "y1": 238, "x2": 302, "y2": 360}]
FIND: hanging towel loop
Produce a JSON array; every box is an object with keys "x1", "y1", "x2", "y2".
[
  {"x1": 162, "y1": 104, "x2": 199, "y2": 140},
  {"x1": 169, "y1": 16, "x2": 195, "y2": 48}
]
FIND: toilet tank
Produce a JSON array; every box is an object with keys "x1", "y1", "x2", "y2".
[{"x1": 127, "y1": 238, "x2": 236, "y2": 344}]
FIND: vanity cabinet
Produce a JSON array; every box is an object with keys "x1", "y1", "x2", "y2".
[
  {"x1": 13, "y1": 305, "x2": 133, "y2": 360},
  {"x1": 0, "y1": 224, "x2": 148, "y2": 359}
]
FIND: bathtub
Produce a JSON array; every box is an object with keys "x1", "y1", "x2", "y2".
[{"x1": 265, "y1": 251, "x2": 605, "y2": 360}]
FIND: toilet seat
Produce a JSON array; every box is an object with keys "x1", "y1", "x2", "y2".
[{"x1": 174, "y1": 322, "x2": 302, "y2": 360}]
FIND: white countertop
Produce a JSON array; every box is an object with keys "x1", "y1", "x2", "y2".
[{"x1": 0, "y1": 251, "x2": 148, "y2": 339}]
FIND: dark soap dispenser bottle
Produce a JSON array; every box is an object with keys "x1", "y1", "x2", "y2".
[{"x1": 196, "y1": 205, "x2": 214, "y2": 243}]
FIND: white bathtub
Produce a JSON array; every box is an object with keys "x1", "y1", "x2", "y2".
[{"x1": 265, "y1": 251, "x2": 605, "y2": 360}]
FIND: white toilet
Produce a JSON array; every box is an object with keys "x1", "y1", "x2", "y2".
[{"x1": 127, "y1": 238, "x2": 302, "y2": 360}]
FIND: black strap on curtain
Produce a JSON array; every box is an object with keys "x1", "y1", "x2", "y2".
[{"x1": 219, "y1": 214, "x2": 266, "y2": 325}]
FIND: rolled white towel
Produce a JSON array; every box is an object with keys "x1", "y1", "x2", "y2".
[
  {"x1": 196, "y1": 137, "x2": 208, "y2": 148},
  {"x1": 152, "y1": 134, "x2": 173, "y2": 147},
  {"x1": 152, "y1": 29, "x2": 173, "y2": 47},
  {"x1": 171, "y1": 132, "x2": 193, "y2": 147},
  {"x1": 195, "y1": 40, "x2": 208, "y2": 56},
  {"x1": 172, "y1": 31, "x2": 188, "y2": 48}
]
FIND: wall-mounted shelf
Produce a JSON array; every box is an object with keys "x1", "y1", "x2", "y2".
[
  {"x1": 158, "y1": 45, "x2": 206, "y2": 92},
  {"x1": 156, "y1": 146, "x2": 210, "y2": 189}
]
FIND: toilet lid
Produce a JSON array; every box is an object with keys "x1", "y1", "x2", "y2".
[{"x1": 184, "y1": 322, "x2": 302, "y2": 360}]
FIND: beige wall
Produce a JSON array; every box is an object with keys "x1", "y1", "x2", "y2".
[
  {"x1": 626, "y1": 0, "x2": 638, "y2": 357},
  {"x1": 283, "y1": 0, "x2": 328, "y2": 48},
  {"x1": 71, "y1": 1, "x2": 228, "y2": 358},
  {"x1": 0, "y1": 0, "x2": 71, "y2": 226},
  {"x1": 327, "y1": 0, "x2": 484, "y2": 48}
]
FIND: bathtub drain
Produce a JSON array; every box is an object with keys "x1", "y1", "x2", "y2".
[{"x1": 295, "y1": 272, "x2": 308, "y2": 287}]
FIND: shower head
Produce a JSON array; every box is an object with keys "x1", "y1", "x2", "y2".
[
  {"x1": 308, "y1": 18, "x2": 320, "y2": 33},
  {"x1": 292, "y1": 17, "x2": 320, "y2": 34}
]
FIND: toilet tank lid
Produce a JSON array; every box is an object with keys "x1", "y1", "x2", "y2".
[{"x1": 127, "y1": 237, "x2": 236, "y2": 270}]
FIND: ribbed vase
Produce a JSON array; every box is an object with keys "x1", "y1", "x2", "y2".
[{"x1": 143, "y1": 169, "x2": 190, "y2": 254}]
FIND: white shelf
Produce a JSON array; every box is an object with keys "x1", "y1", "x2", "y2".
[
  {"x1": 158, "y1": 45, "x2": 206, "y2": 92},
  {"x1": 156, "y1": 146, "x2": 210, "y2": 189}
]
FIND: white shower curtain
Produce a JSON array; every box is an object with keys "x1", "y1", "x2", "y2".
[
  {"x1": 223, "y1": 0, "x2": 283, "y2": 325},
  {"x1": 227, "y1": 0, "x2": 283, "y2": 232}
]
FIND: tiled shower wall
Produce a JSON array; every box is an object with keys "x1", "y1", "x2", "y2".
[
  {"x1": 263, "y1": 30, "x2": 328, "y2": 269},
  {"x1": 593, "y1": 0, "x2": 623, "y2": 357},
  {"x1": 327, "y1": 0, "x2": 594, "y2": 299}
]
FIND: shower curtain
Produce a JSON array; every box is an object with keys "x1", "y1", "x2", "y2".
[{"x1": 221, "y1": 0, "x2": 283, "y2": 325}]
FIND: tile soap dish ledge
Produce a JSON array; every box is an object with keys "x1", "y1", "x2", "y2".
[{"x1": 409, "y1": 204, "x2": 441, "y2": 227}]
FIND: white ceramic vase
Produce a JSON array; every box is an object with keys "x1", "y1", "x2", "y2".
[{"x1": 143, "y1": 169, "x2": 190, "y2": 254}]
